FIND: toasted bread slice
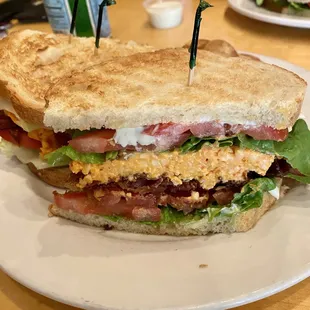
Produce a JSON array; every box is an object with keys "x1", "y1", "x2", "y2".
[
  {"x1": 49, "y1": 184, "x2": 289, "y2": 236},
  {"x1": 0, "y1": 30, "x2": 154, "y2": 125},
  {"x1": 27, "y1": 163, "x2": 79, "y2": 191},
  {"x1": 45, "y1": 48, "x2": 306, "y2": 132}
]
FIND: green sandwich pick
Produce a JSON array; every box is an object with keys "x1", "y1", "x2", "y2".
[
  {"x1": 95, "y1": 0, "x2": 116, "y2": 54},
  {"x1": 188, "y1": 1, "x2": 213, "y2": 86},
  {"x1": 69, "y1": 0, "x2": 80, "y2": 43}
]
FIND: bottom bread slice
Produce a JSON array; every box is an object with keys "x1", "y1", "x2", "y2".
[{"x1": 49, "y1": 185, "x2": 289, "y2": 236}]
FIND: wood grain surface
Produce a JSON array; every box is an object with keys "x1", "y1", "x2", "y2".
[{"x1": 0, "y1": 0, "x2": 309, "y2": 309}]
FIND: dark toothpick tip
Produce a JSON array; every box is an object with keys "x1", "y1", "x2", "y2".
[
  {"x1": 95, "y1": 0, "x2": 117, "y2": 51},
  {"x1": 188, "y1": 1, "x2": 213, "y2": 85},
  {"x1": 69, "y1": 0, "x2": 80, "y2": 37},
  {"x1": 199, "y1": 1, "x2": 213, "y2": 10}
]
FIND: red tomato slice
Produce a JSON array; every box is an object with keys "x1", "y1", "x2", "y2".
[
  {"x1": 145, "y1": 122, "x2": 288, "y2": 141},
  {"x1": 54, "y1": 191, "x2": 91, "y2": 215},
  {"x1": 54, "y1": 191, "x2": 161, "y2": 221},
  {"x1": 69, "y1": 129, "x2": 120, "y2": 153},
  {"x1": 68, "y1": 123, "x2": 289, "y2": 154},
  {"x1": 19, "y1": 132, "x2": 41, "y2": 149},
  {"x1": 143, "y1": 123, "x2": 189, "y2": 136},
  {"x1": 0, "y1": 129, "x2": 19, "y2": 145},
  {"x1": 243, "y1": 126, "x2": 288, "y2": 141},
  {"x1": 0, "y1": 129, "x2": 41, "y2": 149},
  {"x1": 189, "y1": 122, "x2": 225, "y2": 137}
]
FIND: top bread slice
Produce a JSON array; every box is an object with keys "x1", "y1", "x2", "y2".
[
  {"x1": 44, "y1": 48, "x2": 306, "y2": 132},
  {"x1": 0, "y1": 30, "x2": 154, "y2": 125}
]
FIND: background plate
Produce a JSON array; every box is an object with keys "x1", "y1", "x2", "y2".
[
  {"x1": 228, "y1": 0, "x2": 310, "y2": 28},
  {"x1": 0, "y1": 54, "x2": 310, "y2": 310}
]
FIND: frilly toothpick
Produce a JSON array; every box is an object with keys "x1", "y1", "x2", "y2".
[{"x1": 188, "y1": 1, "x2": 213, "y2": 86}]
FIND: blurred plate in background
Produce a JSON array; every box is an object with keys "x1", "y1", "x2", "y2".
[{"x1": 228, "y1": 0, "x2": 310, "y2": 28}]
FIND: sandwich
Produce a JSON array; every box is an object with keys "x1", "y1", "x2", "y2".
[
  {"x1": 0, "y1": 30, "x2": 254, "y2": 191},
  {"x1": 0, "y1": 30, "x2": 154, "y2": 189},
  {"x1": 255, "y1": 0, "x2": 310, "y2": 16},
  {"x1": 40, "y1": 48, "x2": 310, "y2": 236}
]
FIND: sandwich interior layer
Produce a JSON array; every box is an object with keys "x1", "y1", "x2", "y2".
[
  {"x1": 0, "y1": 107, "x2": 70, "y2": 168},
  {"x1": 52, "y1": 117, "x2": 310, "y2": 225},
  {"x1": 53, "y1": 176, "x2": 282, "y2": 224},
  {"x1": 1, "y1": 100, "x2": 310, "y2": 200},
  {"x1": 49, "y1": 185, "x2": 281, "y2": 235},
  {"x1": 69, "y1": 146, "x2": 275, "y2": 190}
]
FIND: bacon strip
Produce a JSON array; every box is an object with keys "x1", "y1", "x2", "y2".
[
  {"x1": 0, "y1": 111, "x2": 17, "y2": 130},
  {"x1": 53, "y1": 178, "x2": 248, "y2": 221}
]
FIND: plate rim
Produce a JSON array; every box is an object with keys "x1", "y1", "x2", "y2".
[
  {"x1": 1, "y1": 53, "x2": 310, "y2": 310},
  {"x1": 1, "y1": 263, "x2": 310, "y2": 310},
  {"x1": 228, "y1": 0, "x2": 310, "y2": 29}
]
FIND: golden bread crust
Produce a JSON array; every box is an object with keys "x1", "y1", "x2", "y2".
[
  {"x1": 27, "y1": 163, "x2": 80, "y2": 191},
  {"x1": 0, "y1": 30, "x2": 154, "y2": 125},
  {"x1": 45, "y1": 48, "x2": 307, "y2": 131}
]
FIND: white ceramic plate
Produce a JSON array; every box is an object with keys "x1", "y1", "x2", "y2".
[
  {"x1": 228, "y1": 0, "x2": 310, "y2": 28},
  {"x1": 0, "y1": 55, "x2": 310, "y2": 310}
]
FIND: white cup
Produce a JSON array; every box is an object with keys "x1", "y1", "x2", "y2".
[{"x1": 143, "y1": 0, "x2": 184, "y2": 29}]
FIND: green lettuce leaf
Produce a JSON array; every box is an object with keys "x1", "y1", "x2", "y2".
[
  {"x1": 273, "y1": 0, "x2": 290, "y2": 6},
  {"x1": 180, "y1": 136, "x2": 235, "y2": 153},
  {"x1": 285, "y1": 174, "x2": 310, "y2": 183},
  {"x1": 161, "y1": 205, "x2": 199, "y2": 223},
  {"x1": 45, "y1": 146, "x2": 118, "y2": 166},
  {"x1": 207, "y1": 207, "x2": 222, "y2": 221},
  {"x1": 71, "y1": 129, "x2": 97, "y2": 139},
  {"x1": 256, "y1": 0, "x2": 264, "y2": 6},
  {"x1": 179, "y1": 137, "x2": 214, "y2": 153},
  {"x1": 238, "y1": 119, "x2": 310, "y2": 183},
  {"x1": 218, "y1": 138, "x2": 235, "y2": 147},
  {"x1": 232, "y1": 178, "x2": 276, "y2": 212},
  {"x1": 237, "y1": 134, "x2": 275, "y2": 154},
  {"x1": 274, "y1": 119, "x2": 310, "y2": 177},
  {"x1": 289, "y1": 2, "x2": 309, "y2": 10}
]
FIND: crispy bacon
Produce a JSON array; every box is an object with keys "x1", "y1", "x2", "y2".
[
  {"x1": 160, "y1": 195, "x2": 209, "y2": 214},
  {"x1": 0, "y1": 111, "x2": 17, "y2": 130},
  {"x1": 266, "y1": 159, "x2": 303, "y2": 178},
  {"x1": 93, "y1": 177, "x2": 209, "y2": 196},
  {"x1": 53, "y1": 177, "x2": 250, "y2": 221},
  {"x1": 212, "y1": 189, "x2": 236, "y2": 205}
]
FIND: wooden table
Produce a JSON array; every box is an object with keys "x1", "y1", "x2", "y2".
[{"x1": 1, "y1": 0, "x2": 309, "y2": 309}]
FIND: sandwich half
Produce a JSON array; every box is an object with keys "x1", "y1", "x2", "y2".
[
  {"x1": 0, "y1": 30, "x2": 154, "y2": 188},
  {"x1": 43, "y1": 48, "x2": 310, "y2": 235}
]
